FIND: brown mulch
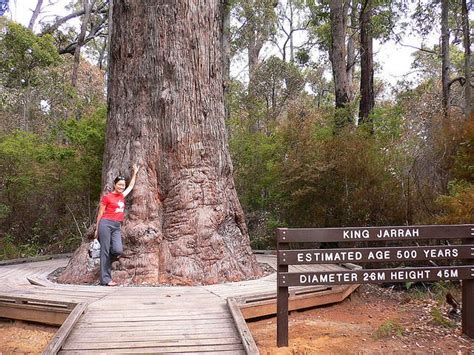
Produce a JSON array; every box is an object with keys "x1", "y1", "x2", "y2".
[{"x1": 248, "y1": 284, "x2": 474, "y2": 354}]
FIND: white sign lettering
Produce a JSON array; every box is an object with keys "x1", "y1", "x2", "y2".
[
  {"x1": 376, "y1": 228, "x2": 419, "y2": 239},
  {"x1": 343, "y1": 229, "x2": 369, "y2": 239}
]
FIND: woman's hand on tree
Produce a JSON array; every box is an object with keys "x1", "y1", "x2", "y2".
[{"x1": 132, "y1": 164, "x2": 140, "y2": 175}]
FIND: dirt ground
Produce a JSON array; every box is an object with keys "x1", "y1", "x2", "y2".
[
  {"x1": 0, "y1": 319, "x2": 57, "y2": 354},
  {"x1": 248, "y1": 284, "x2": 474, "y2": 354}
]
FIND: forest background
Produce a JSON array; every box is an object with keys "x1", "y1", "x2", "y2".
[{"x1": 0, "y1": 0, "x2": 472, "y2": 260}]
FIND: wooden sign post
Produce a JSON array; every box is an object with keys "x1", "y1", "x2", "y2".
[{"x1": 276, "y1": 224, "x2": 474, "y2": 347}]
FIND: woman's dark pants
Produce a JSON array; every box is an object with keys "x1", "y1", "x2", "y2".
[{"x1": 98, "y1": 219, "x2": 123, "y2": 285}]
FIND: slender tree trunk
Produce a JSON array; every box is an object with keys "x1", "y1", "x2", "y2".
[
  {"x1": 289, "y1": 0, "x2": 294, "y2": 63},
  {"x1": 59, "y1": 0, "x2": 262, "y2": 286},
  {"x1": 71, "y1": 0, "x2": 95, "y2": 87},
  {"x1": 28, "y1": 0, "x2": 43, "y2": 30},
  {"x1": 243, "y1": 0, "x2": 276, "y2": 132},
  {"x1": 358, "y1": 0, "x2": 374, "y2": 129},
  {"x1": 246, "y1": 2, "x2": 265, "y2": 132},
  {"x1": 346, "y1": 1, "x2": 357, "y2": 102},
  {"x1": 97, "y1": 37, "x2": 107, "y2": 70},
  {"x1": 461, "y1": 0, "x2": 471, "y2": 117},
  {"x1": 329, "y1": 0, "x2": 350, "y2": 108},
  {"x1": 441, "y1": 0, "x2": 450, "y2": 119},
  {"x1": 247, "y1": 35, "x2": 264, "y2": 132},
  {"x1": 329, "y1": 0, "x2": 351, "y2": 129},
  {"x1": 248, "y1": 38, "x2": 264, "y2": 86}
]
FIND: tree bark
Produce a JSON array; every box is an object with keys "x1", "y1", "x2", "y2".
[
  {"x1": 441, "y1": 0, "x2": 450, "y2": 119},
  {"x1": 358, "y1": 0, "x2": 374, "y2": 128},
  {"x1": 346, "y1": 1, "x2": 356, "y2": 102},
  {"x1": 461, "y1": 0, "x2": 471, "y2": 117},
  {"x1": 329, "y1": 0, "x2": 351, "y2": 131},
  {"x1": 246, "y1": 15, "x2": 266, "y2": 132},
  {"x1": 329, "y1": 1, "x2": 351, "y2": 109},
  {"x1": 97, "y1": 36, "x2": 107, "y2": 70},
  {"x1": 58, "y1": 0, "x2": 262, "y2": 286},
  {"x1": 28, "y1": 0, "x2": 43, "y2": 30},
  {"x1": 222, "y1": 0, "x2": 232, "y2": 127}
]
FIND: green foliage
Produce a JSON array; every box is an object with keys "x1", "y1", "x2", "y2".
[
  {"x1": 306, "y1": 1, "x2": 330, "y2": 52},
  {"x1": 295, "y1": 49, "x2": 311, "y2": 66},
  {"x1": 0, "y1": 233, "x2": 42, "y2": 260},
  {"x1": 230, "y1": 129, "x2": 283, "y2": 211},
  {"x1": 0, "y1": 20, "x2": 61, "y2": 87},
  {"x1": 372, "y1": 104, "x2": 404, "y2": 143},
  {"x1": 436, "y1": 118, "x2": 474, "y2": 224},
  {"x1": 229, "y1": 95, "x2": 408, "y2": 248},
  {"x1": 230, "y1": 0, "x2": 278, "y2": 55},
  {"x1": 373, "y1": 320, "x2": 404, "y2": 339},
  {"x1": 437, "y1": 182, "x2": 474, "y2": 224},
  {"x1": 431, "y1": 281, "x2": 460, "y2": 305},
  {"x1": 251, "y1": 56, "x2": 305, "y2": 120},
  {"x1": 370, "y1": 0, "x2": 406, "y2": 43},
  {"x1": 407, "y1": 281, "x2": 460, "y2": 304},
  {"x1": 277, "y1": 105, "x2": 406, "y2": 228},
  {"x1": 0, "y1": 107, "x2": 106, "y2": 259},
  {"x1": 407, "y1": 286, "x2": 428, "y2": 300},
  {"x1": 430, "y1": 308, "x2": 456, "y2": 328},
  {"x1": 0, "y1": 19, "x2": 106, "y2": 137},
  {"x1": 59, "y1": 106, "x2": 106, "y2": 196}
]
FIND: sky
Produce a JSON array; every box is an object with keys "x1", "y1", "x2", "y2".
[
  {"x1": 7, "y1": 0, "x2": 71, "y2": 28},
  {"x1": 5, "y1": 0, "x2": 448, "y2": 91}
]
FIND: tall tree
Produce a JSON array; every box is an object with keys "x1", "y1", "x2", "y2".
[
  {"x1": 232, "y1": 0, "x2": 277, "y2": 84},
  {"x1": 358, "y1": 0, "x2": 374, "y2": 127},
  {"x1": 59, "y1": 0, "x2": 262, "y2": 285},
  {"x1": 461, "y1": 0, "x2": 471, "y2": 117},
  {"x1": 275, "y1": 0, "x2": 310, "y2": 63},
  {"x1": 440, "y1": 0, "x2": 450, "y2": 119},
  {"x1": 232, "y1": 0, "x2": 277, "y2": 132},
  {"x1": 328, "y1": 0, "x2": 351, "y2": 112},
  {"x1": 346, "y1": 1, "x2": 357, "y2": 102}
]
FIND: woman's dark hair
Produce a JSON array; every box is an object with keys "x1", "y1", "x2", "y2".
[{"x1": 114, "y1": 176, "x2": 126, "y2": 185}]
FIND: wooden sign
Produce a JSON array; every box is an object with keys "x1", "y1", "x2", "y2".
[
  {"x1": 276, "y1": 224, "x2": 474, "y2": 347},
  {"x1": 278, "y1": 245, "x2": 474, "y2": 264},
  {"x1": 277, "y1": 224, "x2": 473, "y2": 243},
  {"x1": 278, "y1": 266, "x2": 474, "y2": 286}
]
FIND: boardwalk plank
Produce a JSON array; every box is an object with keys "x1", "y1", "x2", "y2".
[
  {"x1": 66, "y1": 335, "x2": 242, "y2": 343},
  {"x1": 1, "y1": 255, "x2": 358, "y2": 354},
  {"x1": 73, "y1": 320, "x2": 236, "y2": 329},
  {"x1": 79, "y1": 314, "x2": 234, "y2": 321},
  {"x1": 68, "y1": 329, "x2": 240, "y2": 339},
  {"x1": 62, "y1": 338, "x2": 244, "y2": 349},
  {"x1": 59, "y1": 344, "x2": 245, "y2": 353}
]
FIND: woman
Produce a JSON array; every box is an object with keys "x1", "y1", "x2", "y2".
[{"x1": 94, "y1": 164, "x2": 139, "y2": 286}]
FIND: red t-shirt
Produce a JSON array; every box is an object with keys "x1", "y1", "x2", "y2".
[{"x1": 101, "y1": 192, "x2": 125, "y2": 221}]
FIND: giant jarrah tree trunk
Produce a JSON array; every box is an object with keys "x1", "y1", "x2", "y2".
[{"x1": 59, "y1": 0, "x2": 262, "y2": 285}]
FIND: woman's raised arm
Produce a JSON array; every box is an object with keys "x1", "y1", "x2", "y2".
[{"x1": 123, "y1": 164, "x2": 139, "y2": 197}]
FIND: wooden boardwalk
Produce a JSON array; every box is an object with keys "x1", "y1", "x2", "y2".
[{"x1": 0, "y1": 255, "x2": 358, "y2": 354}]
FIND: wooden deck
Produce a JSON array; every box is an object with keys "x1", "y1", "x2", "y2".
[{"x1": 0, "y1": 255, "x2": 359, "y2": 354}]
